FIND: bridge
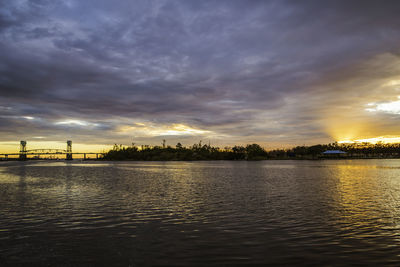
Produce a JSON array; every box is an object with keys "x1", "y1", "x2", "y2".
[{"x1": 0, "y1": 141, "x2": 104, "y2": 160}]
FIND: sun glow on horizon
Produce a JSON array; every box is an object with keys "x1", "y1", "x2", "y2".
[{"x1": 338, "y1": 136, "x2": 400, "y2": 144}]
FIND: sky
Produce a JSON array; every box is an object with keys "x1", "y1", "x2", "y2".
[{"x1": 1, "y1": 0, "x2": 400, "y2": 153}]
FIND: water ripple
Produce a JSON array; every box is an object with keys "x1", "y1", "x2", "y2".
[{"x1": 1, "y1": 160, "x2": 400, "y2": 265}]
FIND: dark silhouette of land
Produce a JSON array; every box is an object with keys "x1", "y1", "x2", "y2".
[
  {"x1": 102, "y1": 142, "x2": 400, "y2": 160},
  {"x1": 103, "y1": 143, "x2": 268, "y2": 161}
]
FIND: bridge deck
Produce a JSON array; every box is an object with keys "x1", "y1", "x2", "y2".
[{"x1": 0, "y1": 152, "x2": 104, "y2": 156}]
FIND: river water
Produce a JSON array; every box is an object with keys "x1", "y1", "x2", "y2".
[{"x1": 1, "y1": 160, "x2": 400, "y2": 266}]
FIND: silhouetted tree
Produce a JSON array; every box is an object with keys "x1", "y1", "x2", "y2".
[{"x1": 102, "y1": 141, "x2": 400, "y2": 161}]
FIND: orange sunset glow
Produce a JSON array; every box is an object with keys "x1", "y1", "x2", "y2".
[{"x1": 3, "y1": 1, "x2": 400, "y2": 266}]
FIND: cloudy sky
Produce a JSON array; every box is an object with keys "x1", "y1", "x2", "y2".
[{"x1": 1, "y1": 0, "x2": 400, "y2": 152}]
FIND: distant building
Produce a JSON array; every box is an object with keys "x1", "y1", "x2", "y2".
[
  {"x1": 322, "y1": 150, "x2": 347, "y2": 158},
  {"x1": 322, "y1": 150, "x2": 347, "y2": 155}
]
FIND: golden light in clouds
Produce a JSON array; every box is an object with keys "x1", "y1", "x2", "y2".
[
  {"x1": 338, "y1": 136, "x2": 400, "y2": 144},
  {"x1": 119, "y1": 123, "x2": 211, "y2": 136},
  {"x1": 0, "y1": 123, "x2": 215, "y2": 153},
  {"x1": 323, "y1": 111, "x2": 370, "y2": 144},
  {"x1": 383, "y1": 80, "x2": 400, "y2": 87},
  {"x1": 0, "y1": 141, "x2": 112, "y2": 154},
  {"x1": 55, "y1": 119, "x2": 99, "y2": 127},
  {"x1": 316, "y1": 53, "x2": 400, "y2": 146}
]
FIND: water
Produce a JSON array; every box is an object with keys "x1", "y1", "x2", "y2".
[{"x1": 1, "y1": 160, "x2": 400, "y2": 266}]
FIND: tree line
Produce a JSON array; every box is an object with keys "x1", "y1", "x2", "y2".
[
  {"x1": 102, "y1": 142, "x2": 268, "y2": 160},
  {"x1": 268, "y1": 142, "x2": 400, "y2": 159},
  {"x1": 102, "y1": 141, "x2": 400, "y2": 160}
]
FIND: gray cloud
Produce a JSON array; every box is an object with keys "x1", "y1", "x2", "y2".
[{"x1": 1, "y1": 0, "x2": 400, "y2": 147}]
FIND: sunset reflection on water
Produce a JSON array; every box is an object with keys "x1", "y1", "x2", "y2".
[{"x1": 1, "y1": 160, "x2": 400, "y2": 265}]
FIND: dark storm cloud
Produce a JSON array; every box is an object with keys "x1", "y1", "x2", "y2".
[{"x1": 1, "y1": 0, "x2": 400, "y2": 146}]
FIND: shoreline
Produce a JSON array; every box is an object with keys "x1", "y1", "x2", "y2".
[{"x1": 3, "y1": 157, "x2": 400, "y2": 162}]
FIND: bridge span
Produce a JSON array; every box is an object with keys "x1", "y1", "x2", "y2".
[{"x1": 0, "y1": 141, "x2": 105, "y2": 160}]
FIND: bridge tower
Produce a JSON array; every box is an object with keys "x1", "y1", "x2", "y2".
[
  {"x1": 19, "y1": 141, "x2": 27, "y2": 160},
  {"x1": 66, "y1": 140, "x2": 72, "y2": 160}
]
